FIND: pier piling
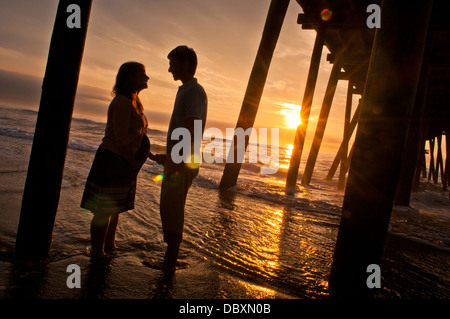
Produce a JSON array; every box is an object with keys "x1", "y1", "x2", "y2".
[
  {"x1": 220, "y1": 0, "x2": 290, "y2": 189},
  {"x1": 395, "y1": 28, "x2": 433, "y2": 206},
  {"x1": 285, "y1": 23, "x2": 326, "y2": 192},
  {"x1": 328, "y1": 0, "x2": 434, "y2": 297},
  {"x1": 301, "y1": 59, "x2": 342, "y2": 185},
  {"x1": 337, "y1": 81, "x2": 355, "y2": 190},
  {"x1": 326, "y1": 99, "x2": 361, "y2": 184},
  {"x1": 15, "y1": 0, "x2": 92, "y2": 260}
]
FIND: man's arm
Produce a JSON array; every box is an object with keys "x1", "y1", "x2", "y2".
[
  {"x1": 185, "y1": 117, "x2": 196, "y2": 152},
  {"x1": 164, "y1": 117, "x2": 199, "y2": 175}
]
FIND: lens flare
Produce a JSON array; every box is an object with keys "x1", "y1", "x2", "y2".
[
  {"x1": 153, "y1": 174, "x2": 164, "y2": 182},
  {"x1": 320, "y1": 9, "x2": 332, "y2": 21},
  {"x1": 185, "y1": 153, "x2": 202, "y2": 170}
]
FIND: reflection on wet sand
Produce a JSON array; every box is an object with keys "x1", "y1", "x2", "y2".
[{"x1": 188, "y1": 187, "x2": 337, "y2": 298}]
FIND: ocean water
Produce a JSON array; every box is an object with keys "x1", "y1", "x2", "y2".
[{"x1": 0, "y1": 104, "x2": 449, "y2": 299}]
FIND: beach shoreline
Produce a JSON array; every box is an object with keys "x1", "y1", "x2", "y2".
[
  {"x1": 1, "y1": 112, "x2": 449, "y2": 300},
  {"x1": 0, "y1": 136, "x2": 299, "y2": 300}
]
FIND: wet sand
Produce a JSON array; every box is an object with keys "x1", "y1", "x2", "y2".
[
  {"x1": 1, "y1": 134, "x2": 449, "y2": 315},
  {"x1": 0, "y1": 142, "x2": 297, "y2": 301}
]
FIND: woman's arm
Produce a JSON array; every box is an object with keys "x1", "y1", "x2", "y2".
[
  {"x1": 112, "y1": 96, "x2": 140, "y2": 169},
  {"x1": 149, "y1": 152, "x2": 166, "y2": 166}
]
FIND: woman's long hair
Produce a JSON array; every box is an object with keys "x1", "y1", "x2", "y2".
[{"x1": 112, "y1": 61, "x2": 145, "y2": 113}]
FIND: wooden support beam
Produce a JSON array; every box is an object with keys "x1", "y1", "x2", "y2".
[
  {"x1": 436, "y1": 134, "x2": 444, "y2": 184},
  {"x1": 444, "y1": 131, "x2": 449, "y2": 191},
  {"x1": 285, "y1": 23, "x2": 326, "y2": 192},
  {"x1": 422, "y1": 149, "x2": 428, "y2": 178},
  {"x1": 297, "y1": 12, "x2": 369, "y2": 30},
  {"x1": 328, "y1": 0, "x2": 433, "y2": 298},
  {"x1": 428, "y1": 137, "x2": 436, "y2": 182},
  {"x1": 220, "y1": 0, "x2": 289, "y2": 189},
  {"x1": 326, "y1": 99, "x2": 361, "y2": 181},
  {"x1": 412, "y1": 138, "x2": 427, "y2": 192},
  {"x1": 421, "y1": 126, "x2": 429, "y2": 179},
  {"x1": 15, "y1": 0, "x2": 92, "y2": 260},
  {"x1": 302, "y1": 61, "x2": 342, "y2": 185},
  {"x1": 394, "y1": 28, "x2": 433, "y2": 205},
  {"x1": 327, "y1": 53, "x2": 370, "y2": 67},
  {"x1": 338, "y1": 82, "x2": 354, "y2": 190}
]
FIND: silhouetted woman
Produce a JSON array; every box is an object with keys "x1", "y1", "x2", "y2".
[{"x1": 81, "y1": 61, "x2": 153, "y2": 258}]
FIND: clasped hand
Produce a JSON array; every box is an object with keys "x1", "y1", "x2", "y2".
[{"x1": 149, "y1": 153, "x2": 166, "y2": 166}]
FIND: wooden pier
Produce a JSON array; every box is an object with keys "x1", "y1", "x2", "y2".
[
  {"x1": 15, "y1": 0, "x2": 449, "y2": 298},
  {"x1": 220, "y1": 0, "x2": 449, "y2": 297}
]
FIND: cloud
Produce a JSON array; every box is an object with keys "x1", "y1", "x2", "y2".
[
  {"x1": 0, "y1": 0, "x2": 56, "y2": 72},
  {"x1": 0, "y1": 68, "x2": 42, "y2": 107},
  {"x1": 0, "y1": 0, "x2": 348, "y2": 151},
  {"x1": 0, "y1": 68, "x2": 112, "y2": 119}
]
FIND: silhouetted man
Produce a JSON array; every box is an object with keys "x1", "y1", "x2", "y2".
[{"x1": 160, "y1": 45, "x2": 207, "y2": 269}]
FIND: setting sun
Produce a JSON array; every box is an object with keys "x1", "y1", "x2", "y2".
[{"x1": 279, "y1": 102, "x2": 302, "y2": 128}]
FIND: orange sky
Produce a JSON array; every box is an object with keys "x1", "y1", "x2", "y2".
[{"x1": 0, "y1": 0, "x2": 360, "y2": 152}]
